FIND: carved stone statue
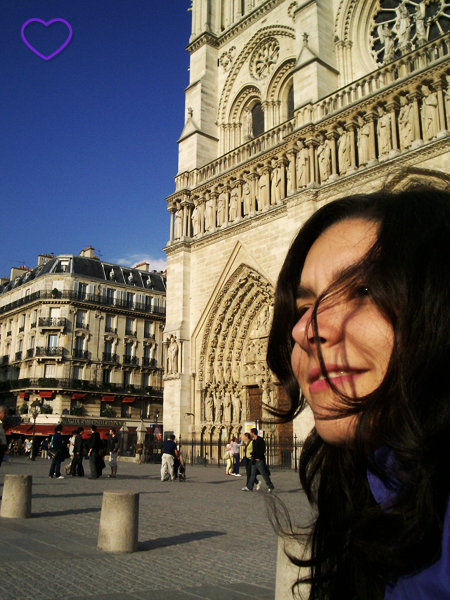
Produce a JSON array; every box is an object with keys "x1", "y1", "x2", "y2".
[
  {"x1": 258, "y1": 168, "x2": 270, "y2": 210},
  {"x1": 174, "y1": 207, "x2": 183, "y2": 240},
  {"x1": 192, "y1": 201, "x2": 201, "y2": 236},
  {"x1": 377, "y1": 107, "x2": 392, "y2": 156},
  {"x1": 317, "y1": 135, "x2": 331, "y2": 183},
  {"x1": 444, "y1": 76, "x2": 450, "y2": 130},
  {"x1": 217, "y1": 190, "x2": 226, "y2": 227},
  {"x1": 204, "y1": 391, "x2": 214, "y2": 422},
  {"x1": 296, "y1": 140, "x2": 309, "y2": 188},
  {"x1": 232, "y1": 393, "x2": 241, "y2": 422},
  {"x1": 242, "y1": 175, "x2": 252, "y2": 215},
  {"x1": 167, "y1": 335, "x2": 179, "y2": 374},
  {"x1": 398, "y1": 96, "x2": 414, "y2": 150},
  {"x1": 243, "y1": 106, "x2": 253, "y2": 142},
  {"x1": 358, "y1": 117, "x2": 371, "y2": 166},
  {"x1": 223, "y1": 390, "x2": 232, "y2": 423},
  {"x1": 378, "y1": 24, "x2": 395, "y2": 64},
  {"x1": 204, "y1": 194, "x2": 214, "y2": 232},
  {"x1": 421, "y1": 85, "x2": 439, "y2": 141},
  {"x1": 414, "y1": 1, "x2": 427, "y2": 46},
  {"x1": 261, "y1": 380, "x2": 271, "y2": 407},
  {"x1": 229, "y1": 185, "x2": 240, "y2": 221},
  {"x1": 270, "y1": 159, "x2": 283, "y2": 204},
  {"x1": 214, "y1": 393, "x2": 223, "y2": 422},
  {"x1": 337, "y1": 127, "x2": 351, "y2": 174},
  {"x1": 395, "y1": 2, "x2": 411, "y2": 48}
]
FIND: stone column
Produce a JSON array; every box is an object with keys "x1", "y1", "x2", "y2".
[
  {"x1": 433, "y1": 81, "x2": 448, "y2": 137},
  {"x1": 286, "y1": 147, "x2": 297, "y2": 195},
  {"x1": 409, "y1": 91, "x2": 424, "y2": 148},
  {"x1": 345, "y1": 120, "x2": 358, "y2": 174},
  {"x1": 222, "y1": 184, "x2": 230, "y2": 227},
  {"x1": 98, "y1": 492, "x2": 139, "y2": 553},
  {"x1": 248, "y1": 172, "x2": 258, "y2": 213},
  {"x1": 365, "y1": 112, "x2": 378, "y2": 166},
  {"x1": 0, "y1": 475, "x2": 32, "y2": 519},
  {"x1": 306, "y1": 137, "x2": 319, "y2": 187},
  {"x1": 168, "y1": 206, "x2": 176, "y2": 244},
  {"x1": 200, "y1": 195, "x2": 206, "y2": 235},
  {"x1": 385, "y1": 100, "x2": 400, "y2": 157},
  {"x1": 277, "y1": 157, "x2": 289, "y2": 202},
  {"x1": 326, "y1": 131, "x2": 339, "y2": 181},
  {"x1": 210, "y1": 191, "x2": 218, "y2": 232}
]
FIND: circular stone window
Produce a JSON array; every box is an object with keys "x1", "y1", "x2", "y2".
[
  {"x1": 371, "y1": 0, "x2": 450, "y2": 65},
  {"x1": 250, "y1": 37, "x2": 280, "y2": 80}
]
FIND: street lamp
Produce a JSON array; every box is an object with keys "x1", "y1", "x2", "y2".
[
  {"x1": 30, "y1": 400, "x2": 40, "y2": 461},
  {"x1": 155, "y1": 409, "x2": 159, "y2": 424}
]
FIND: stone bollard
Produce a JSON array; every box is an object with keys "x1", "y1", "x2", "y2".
[
  {"x1": 275, "y1": 532, "x2": 311, "y2": 600},
  {"x1": 0, "y1": 475, "x2": 32, "y2": 519},
  {"x1": 98, "y1": 491, "x2": 139, "y2": 553}
]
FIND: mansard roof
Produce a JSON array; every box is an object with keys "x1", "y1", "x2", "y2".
[{"x1": 0, "y1": 255, "x2": 166, "y2": 297}]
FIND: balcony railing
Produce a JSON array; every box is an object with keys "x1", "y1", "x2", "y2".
[
  {"x1": 125, "y1": 329, "x2": 137, "y2": 336},
  {"x1": 75, "y1": 322, "x2": 89, "y2": 330},
  {"x1": 144, "y1": 332, "x2": 155, "y2": 339},
  {"x1": 0, "y1": 377, "x2": 163, "y2": 396},
  {"x1": 38, "y1": 317, "x2": 67, "y2": 328},
  {"x1": 105, "y1": 326, "x2": 117, "y2": 334},
  {"x1": 0, "y1": 356, "x2": 9, "y2": 366},
  {"x1": 6, "y1": 331, "x2": 11, "y2": 337},
  {"x1": 123, "y1": 355, "x2": 138, "y2": 366},
  {"x1": 0, "y1": 290, "x2": 166, "y2": 317},
  {"x1": 142, "y1": 357, "x2": 157, "y2": 367},
  {"x1": 14, "y1": 351, "x2": 22, "y2": 362},
  {"x1": 73, "y1": 349, "x2": 90, "y2": 360},
  {"x1": 19, "y1": 326, "x2": 25, "y2": 332},
  {"x1": 26, "y1": 349, "x2": 34, "y2": 358},
  {"x1": 102, "y1": 352, "x2": 119, "y2": 363},
  {"x1": 35, "y1": 347, "x2": 64, "y2": 357}
]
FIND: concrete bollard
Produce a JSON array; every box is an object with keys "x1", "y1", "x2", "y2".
[
  {"x1": 0, "y1": 475, "x2": 32, "y2": 519},
  {"x1": 275, "y1": 532, "x2": 311, "y2": 600},
  {"x1": 98, "y1": 491, "x2": 139, "y2": 553}
]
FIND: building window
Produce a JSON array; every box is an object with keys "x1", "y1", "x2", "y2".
[
  {"x1": 123, "y1": 371, "x2": 131, "y2": 387},
  {"x1": 126, "y1": 292, "x2": 134, "y2": 309},
  {"x1": 76, "y1": 311, "x2": 86, "y2": 328},
  {"x1": 73, "y1": 365, "x2": 82, "y2": 380},
  {"x1": 48, "y1": 335, "x2": 57, "y2": 349},
  {"x1": 125, "y1": 318, "x2": 135, "y2": 336},
  {"x1": 102, "y1": 369, "x2": 111, "y2": 383},
  {"x1": 78, "y1": 283, "x2": 87, "y2": 299},
  {"x1": 44, "y1": 364, "x2": 55, "y2": 378},
  {"x1": 287, "y1": 84, "x2": 294, "y2": 120},
  {"x1": 142, "y1": 373, "x2": 150, "y2": 388},
  {"x1": 105, "y1": 314, "x2": 115, "y2": 332},
  {"x1": 252, "y1": 103, "x2": 264, "y2": 138},
  {"x1": 106, "y1": 288, "x2": 115, "y2": 305}
]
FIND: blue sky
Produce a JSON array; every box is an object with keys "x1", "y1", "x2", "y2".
[{"x1": 0, "y1": 1, "x2": 191, "y2": 277}]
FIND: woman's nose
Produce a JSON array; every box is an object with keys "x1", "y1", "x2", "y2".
[{"x1": 292, "y1": 303, "x2": 344, "y2": 353}]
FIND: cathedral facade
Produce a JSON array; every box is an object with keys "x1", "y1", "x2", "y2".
[{"x1": 163, "y1": 0, "x2": 450, "y2": 449}]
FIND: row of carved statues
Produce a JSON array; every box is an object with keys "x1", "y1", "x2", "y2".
[
  {"x1": 202, "y1": 381, "x2": 275, "y2": 424},
  {"x1": 170, "y1": 79, "x2": 450, "y2": 241}
]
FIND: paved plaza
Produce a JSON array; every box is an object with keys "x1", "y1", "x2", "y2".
[{"x1": 0, "y1": 457, "x2": 312, "y2": 600}]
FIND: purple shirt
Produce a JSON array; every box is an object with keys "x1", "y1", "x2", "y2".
[{"x1": 367, "y1": 456, "x2": 450, "y2": 599}]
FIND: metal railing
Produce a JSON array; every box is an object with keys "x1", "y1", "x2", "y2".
[
  {"x1": 102, "y1": 352, "x2": 119, "y2": 363},
  {"x1": 0, "y1": 376, "x2": 163, "y2": 396},
  {"x1": 73, "y1": 349, "x2": 90, "y2": 360},
  {"x1": 123, "y1": 355, "x2": 138, "y2": 365},
  {"x1": 35, "y1": 347, "x2": 64, "y2": 357},
  {"x1": 38, "y1": 317, "x2": 67, "y2": 328}
]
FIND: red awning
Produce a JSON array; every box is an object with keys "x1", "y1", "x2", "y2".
[
  {"x1": 39, "y1": 391, "x2": 53, "y2": 398},
  {"x1": 101, "y1": 395, "x2": 115, "y2": 402},
  {"x1": 72, "y1": 393, "x2": 86, "y2": 400},
  {"x1": 122, "y1": 397, "x2": 135, "y2": 403},
  {"x1": 4, "y1": 424, "x2": 56, "y2": 436},
  {"x1": 19, "y1": 392, "x2": 29, "y2": 398}
]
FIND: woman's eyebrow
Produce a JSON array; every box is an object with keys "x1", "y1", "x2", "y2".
[{"x1": 296, "y1": 284, "x2": 315, "y2": 299}]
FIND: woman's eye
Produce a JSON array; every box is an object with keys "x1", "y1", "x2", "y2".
[
  {"x1": 295, "y1": 305, "x2": 310, "y2": 319},
  {"x1": 356, "y1": 286, "x2": 369, "y2": 297}
]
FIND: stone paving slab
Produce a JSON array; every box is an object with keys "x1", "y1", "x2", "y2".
[{"x1": 0, "y1": 457, "x2": 312, "y2": 600}]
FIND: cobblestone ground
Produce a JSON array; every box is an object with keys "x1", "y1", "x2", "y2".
[{"x1": 0, "y1": 457, "x2": 312, "y2": 600}]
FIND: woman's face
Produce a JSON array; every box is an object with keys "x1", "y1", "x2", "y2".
[{"x1": 291, "y1": 218, "x2": 394, "y2": 445}]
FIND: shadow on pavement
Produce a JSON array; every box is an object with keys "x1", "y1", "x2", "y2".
[
  {"x1": 33, "y1": 507, "x2": 101, "y2": 518},
  {"x1": 138, "y1": 529, "x2": 226, "y2": 551}
]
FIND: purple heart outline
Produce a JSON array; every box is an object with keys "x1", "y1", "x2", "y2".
[{"x1": 21, "y1": 18, "x2": 73, "y2": 60}]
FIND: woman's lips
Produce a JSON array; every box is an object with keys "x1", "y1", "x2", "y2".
[{"x1": 308, "y1": 368, "x2": 366, "y2": 394}]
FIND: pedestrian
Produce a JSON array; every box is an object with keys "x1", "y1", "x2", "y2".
[
  {"x1": 41, "y1": 436, "x2": 49, "y2": 459},
  {"x1": 24, "y1": 438, "x2": 32, "y2": 459},
  {"x1": 107, "y1": 428, "x2": 119, "y2": 478},
  {"x1": 87, "y1": 425, "x2": 103, "y2": 479},
  {"x1": 70, "y1": 427, "x2": 84, "y2": 476},
  {"x1": 0, "y1": 405, "x2": 7, "y2": 467},
  {"x1": 48, "y1": 424, "x2": 64, "y2": 479},
  {"x1": 242, "y1": 428, "x2": 274, "y2": 492},
  {"x1": 65, "y1": 429, "x2": 77, "y2": 474},
  {"x1": 243, "y1": 432, "x2": 260, "y2": 490},
  {"x1": 161, "y1": 434, "x2": 178, "y2": 481},
  {"x1": 136, "y1": 440, "x2": 143, "y2": 464},
  {"x1": 224, "y1": 442, "x2": 233, "y2": 475},
  {"x1": 266, "y1": 188, "x2": 450, "y2": 598},
  {"x1": 231, "y1": 436, "x2": 244, "y2": 476}
]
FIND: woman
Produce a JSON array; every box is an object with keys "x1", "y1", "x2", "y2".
[
  {"x1": 48, "y1": 424, "x2": 64, "y2": 479},
  {"x1": 267, "y1": 188, "x2": 450, "y2": 599},
  {"x1": 224, "y1": 442, "x2": 233, "y2": 475}
]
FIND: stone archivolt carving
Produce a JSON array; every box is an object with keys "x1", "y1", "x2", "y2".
[
  {"x1": 199, "y1": 265, "x2": 274, "y2": 428},
  {"x1": 250, "y1": 37, "x2": 280, "y2": 80},
  {"x1": 219, "y1": 46, "x2": 236, "y2": 72},
  {"x1": 371, "y1": 1, "x2": 450, "y2": 65}
]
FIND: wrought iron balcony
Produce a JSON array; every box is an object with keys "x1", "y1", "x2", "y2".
[
  {"x1": 19, "y1": 326, "x2": 25, "y2": 333},
  {"x1": 1, "y1": 356, "x2": 9, "y2": 366},
  {"x1": 105, "y1": 326, "x2": 117, "y2": 334},
  {"x1": 123, "y1": 355, "x2": 138, "y2": 365},
  {"x1": 73, "y1": 349, "x2": 90, "y2": 360},
  {"x1": 0, "y1": 289, "x2": 166, "y2": 317},
  {"x1": 1, "y1": 377, "x2": 163, "y2": 396},
  {"x1": 38, "y1": 317, "x2": 67, "y2": 329},
  {"x1": 75, "y1": 322, "x2": 89, "y2": 330},
  {"x1": 6, "y1": 331, "x2": 11, "y2": 337},
  {"x1": 125, "y1": 329, "x2": 137, "y2": 336},
  {"x1": 102, "y1": 352, "x2": 119, "y2": 363},
  {"x1": 144, "y1": 332, "x2": 155, "y2": 339},
  {"x1": 26, "y1": 349, "x2": 34, "y2": 358},
  {"x1": 142, "y1": 357, "x2": 157, "y2": 367},
  {"x1": 14, "y1": 351, "x2": 22, "y2": 362},
  {"x1": 35, "y1": 347, "x2": 64, "y2": 357}
]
